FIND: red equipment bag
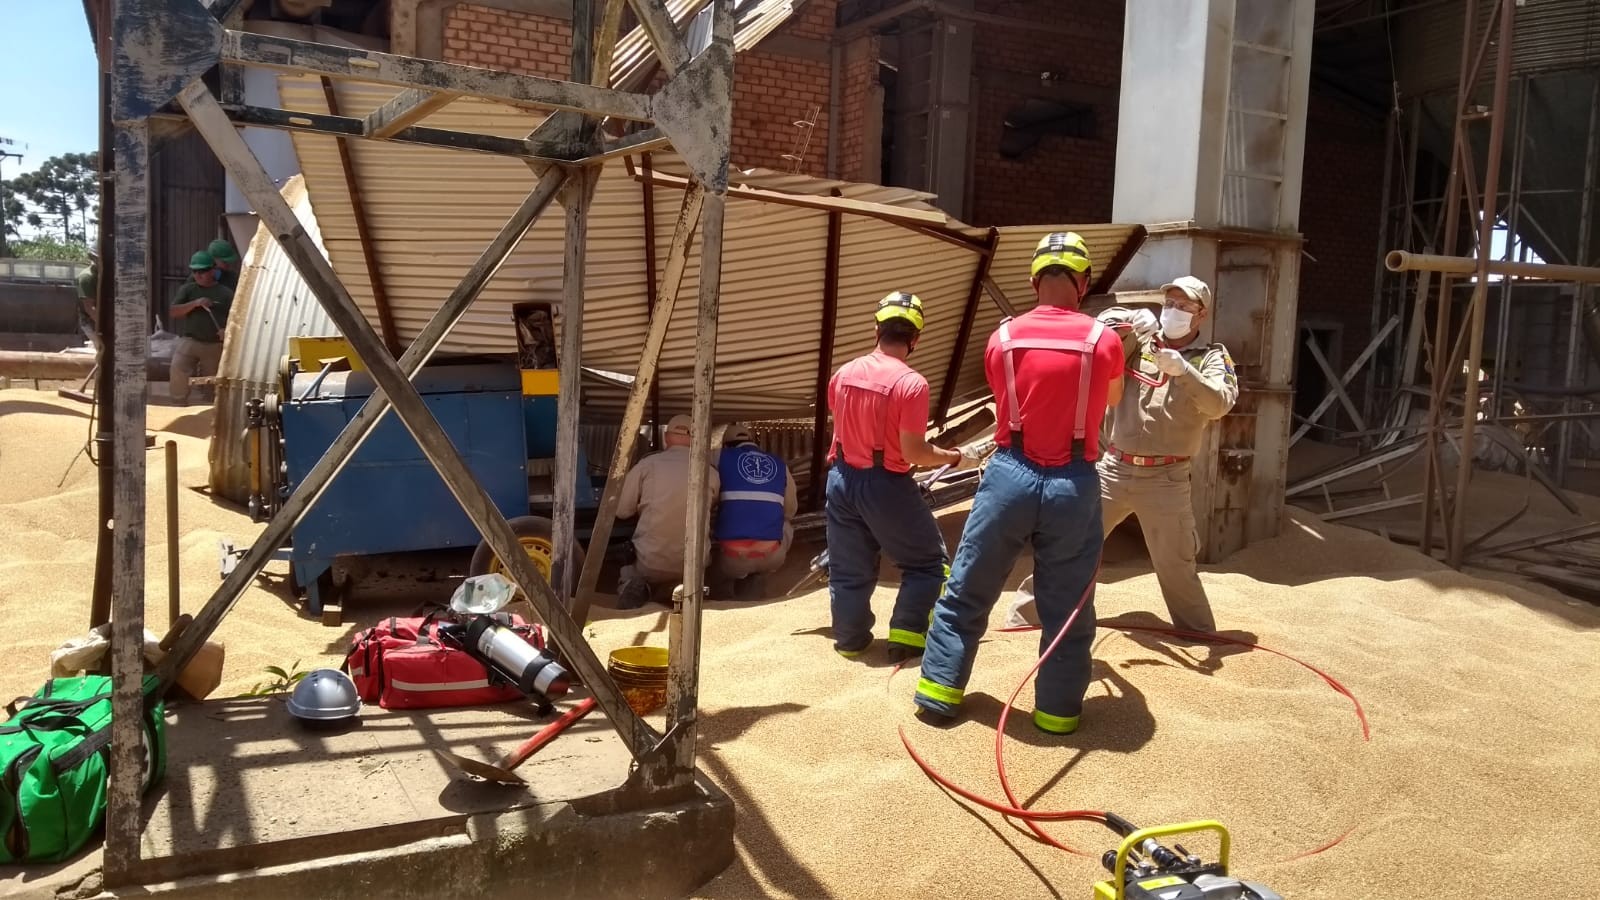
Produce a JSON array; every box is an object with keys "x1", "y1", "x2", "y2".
[{"x1": 342, "y1": 613, "x2": 543, "y2": 710}]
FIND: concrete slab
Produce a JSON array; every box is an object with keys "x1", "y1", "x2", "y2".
[{"x1": 1, "y1": 696, "x2": 734, "y2": 900}]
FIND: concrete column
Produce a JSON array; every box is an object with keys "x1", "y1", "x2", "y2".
[{"x1": 1110, "y1": 0, "x2": 1315, "y2": 562}]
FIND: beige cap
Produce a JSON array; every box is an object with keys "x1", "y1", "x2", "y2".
[
  {"x1": 665, "y1": 414, "x2": 694, "y2": 437},
  {"x1": 723, "y1": 424, "x2": 755, "y2": 445},
  {"x1": 1160, "y1": 275, "x2": 1213, "y2": 309}
]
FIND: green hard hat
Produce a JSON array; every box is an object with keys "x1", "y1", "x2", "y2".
[
  {"x1": 189, "y1": 250, "x2": 215, "y2": 271},
  {"x1": 207, "y1": 239, "x2": 239, "y2": 263}
]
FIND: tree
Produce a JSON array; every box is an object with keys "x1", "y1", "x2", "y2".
[
  {"x1": 10, "y1": 236, "x2": 90, "y2": 261},
  {"x1": 7, "y1": 152, "x2": 100, "y2": 245}
]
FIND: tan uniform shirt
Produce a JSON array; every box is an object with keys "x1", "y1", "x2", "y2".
[
  {"x1": 617, "y1": 445, "x2": 721, "y2": 575},
  {"x1": 1099, "y1": 307, "x2": 1240, "y2": 457}
]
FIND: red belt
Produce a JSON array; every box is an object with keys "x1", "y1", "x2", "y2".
[{"x1": 1105, "y1": 446, "x2": 1189, "y2": 468}]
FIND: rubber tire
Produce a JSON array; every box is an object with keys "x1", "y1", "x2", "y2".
[{"x1": 467, "y1": 515, "x2": 586, "y2": 589}]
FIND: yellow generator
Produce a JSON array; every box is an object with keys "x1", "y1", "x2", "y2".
[{"x1": 1092, "y1": 820, "x2": 1283, "y2": 900}]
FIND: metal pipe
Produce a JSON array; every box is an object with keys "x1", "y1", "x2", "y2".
[
  {"x1": 1385, "y1": 251, "x2": 1600, "y2": 284},
  {"x1": 1449, "y1": 0, "x2": 1517, "y2": 570},
  {"x1": 166, "y1": 440, "x2": 180, "y2": 627},
  {"x1": 1365, "y1": 107, "x2": 1398, "y2": 432},
  {"x1": 1559, "y1": 77, "x2": 1600, "y2": 487}
]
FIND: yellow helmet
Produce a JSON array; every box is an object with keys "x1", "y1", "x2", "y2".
[
  {"x1": 874, "y1": 291, "x2": 925, "y2": 331},
  {"x1": 1030, "y1": 231, "x2": 1091, "y2": 277}
]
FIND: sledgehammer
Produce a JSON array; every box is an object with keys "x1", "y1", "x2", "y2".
[{"x1": 434, "y1": 696, "x2": 599, "y2": 785}]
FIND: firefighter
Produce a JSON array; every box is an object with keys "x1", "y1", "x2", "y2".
[
  {"x1": 1005, "y1": 275, "x2": 1238, "y2": 633},
  {"x1": 915, "y1": 232, "x2": 1125, "y2": 735},
  {"x1": 825, "y1": 291, "x2": 973, "y2": 662}
]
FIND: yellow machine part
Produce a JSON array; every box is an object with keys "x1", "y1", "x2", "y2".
[
  {"x1": 1090, "y1": 820, "x2": 1231, "y2": 900},
  {"x1": 520, "y1": 369, "x2": 559, "y2": 396},
  {"x1": 290, "y1": 335, "x2": 364, "y2": 372}
]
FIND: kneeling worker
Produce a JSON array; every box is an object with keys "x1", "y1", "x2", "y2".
[
  {"x1": 1006, "y1": 275, "x2": 1237, "y2": 633},
  {"x1": 711, "y1": 425, "x2": 797, "y2": 600},
  {"x1": 826, "y1": 292, "x2": 973, "y2": 661},
  {"x1": 916, "y1": 232, "x2": 1124, "y2": 735},
  {"x1": 616, "y1": 414, "x2": 720, "y2": 608}
]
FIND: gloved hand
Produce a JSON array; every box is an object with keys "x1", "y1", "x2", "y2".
[
  {"x1": 954, "y1": 444, "x2": 986, "y2": 471},
  {"x1": 1127, "y1": 308, "x2": 1160, "y2": 341},
  {"x1": 1154, "y1": 347, "x2": 1188, "y2": 376}
]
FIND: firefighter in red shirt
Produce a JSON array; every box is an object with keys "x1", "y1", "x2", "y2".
[
  {"x1": 824, "y1": 292, "x2": 971, "y2": 661},
  {"x1": 915, "y1": 232, "x2": 1125, "y2": 735}
]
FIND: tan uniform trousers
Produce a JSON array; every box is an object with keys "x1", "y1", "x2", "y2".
[
  {"x1": 1004, "y1": 458, "x2": 1216, "y2": 632},
  {"x1": 170, "y1": 337, "x2": 223, "y2": 404}
]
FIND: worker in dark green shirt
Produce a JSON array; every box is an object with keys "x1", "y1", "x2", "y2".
[
  {"x1": 75, "y1": 252, "x2": 99, "y2": 350},
  {"x1": 207, "y1": 238, "x2": 241, "y2": 291},
  {"x1": 169, "y1": 250, "x2": 233, "y2": 405}
]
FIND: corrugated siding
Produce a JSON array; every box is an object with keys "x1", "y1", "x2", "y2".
[
  {"x1": 210, "y1": 175, "x2": 338, "y2": 502},
  {"x1": 1393, "y1": 0, "x2": 1600, "y2": 98},
  {"x1": 272, "y1": 75, "x2": 1140, "y2": 428},
  {"x1": 988, "y1": 224, "x2": 1144, "y2": 311}
]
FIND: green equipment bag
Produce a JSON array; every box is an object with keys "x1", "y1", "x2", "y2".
[{"x1": 0, "y1": 675, "x2": 167, "y2": 864}]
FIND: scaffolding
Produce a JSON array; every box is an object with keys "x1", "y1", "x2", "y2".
[{"x1": 100, "y1": 0, "x2": 733, "y2": 883}]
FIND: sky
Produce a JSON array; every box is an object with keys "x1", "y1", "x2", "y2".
[{"x1": 0, "y1": 4, "x2": 100, "y2": 179}]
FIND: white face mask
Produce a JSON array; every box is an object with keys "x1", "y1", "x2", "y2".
[{"x1": 1160, "y1": 307, "x2": 1195, "y2": 340}]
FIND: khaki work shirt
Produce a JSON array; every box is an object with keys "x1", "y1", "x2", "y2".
[
  {"x1": 617, "y1": 445, "x2": 721, "y2": 575},
  {"x1": 1099, "y1": 307, "x2": 1240, "y2": 458}
]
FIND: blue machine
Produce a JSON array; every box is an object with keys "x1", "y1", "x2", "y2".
[{"x1": 279, "y1": 361, "x2": 598, "y2": 613}]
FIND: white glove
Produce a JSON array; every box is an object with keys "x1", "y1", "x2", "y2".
[
  {"x1": 1127, "y1": 308, "x2": 1160, "y2": 341},
  {"x1": 1154, "y1": 347, "x2": 1188, "y2": 376}
]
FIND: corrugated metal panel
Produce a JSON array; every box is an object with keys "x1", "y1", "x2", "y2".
[
  {"x1": 650, "y1": 151, "x2": 944, "y2": 210},
  {"x1": 1393, "y1": 0, "x2": 1600, "y2": 98},
  {"x1": 987, "y1": 225, "x2": 1145, "y2": 312},
  {"x1": 210, "y1": 175, "x2": 339, "y2": 502},
  {"x1": 610, "y1": 0, "x2": 806, "y2": 90},
  {"x1": 273, "y1": 77, "x2": 1140, "y2": 427},
  {"x1": 153, "y1": 129, "x2": 225, "y2": 328}
]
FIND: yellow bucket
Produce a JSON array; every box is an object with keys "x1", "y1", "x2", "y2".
[{"x1": 608, "y1": 646, "x2": 669, "y2": 715}]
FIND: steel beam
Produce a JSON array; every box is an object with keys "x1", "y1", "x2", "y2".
[
  {"x1": 1448, "y1": 0, "x2": 1516, "y2": 569},
  {"x1": 593, "y1": 0, "x2": 629, "y2": 86},
  {"x1": 588, "y1": 126, "x2": 672, "y2": 162},
  {"x1": 322, "y1": 78, "x2": 402, "y2": 357},
  {"x1": 1291, "y1": 315, "x2": 1401, "y2": 446},
  {"x1": 570, "y1": 184, "x2": 707, "y2": 625},
  {"x1": 174, "y1": 82, "x2": 665, "y2": 761},
  {"x1": 365, "y1": 87, "x2": 457, "y2": 138},
  {"x1": 1302, "y1": 329, "x2": 1368, "y2": 434},
  {"x1": 221, "y1": 30, "x2": 655, "y2": 122},
  {"x1": 642, "y1": 153, "x2": 663, "y2": 450},
  {"x1": 982, "y1": 275, "x2": 1019, "y2": 317},
  {"x1": 105, "y1": 116, "x2": 151, "y2": 886},
  {"x1": 1560, "y1": 77, "x2": 1600, "y2": 486}
]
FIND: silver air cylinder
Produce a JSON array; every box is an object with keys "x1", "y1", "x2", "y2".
[{"x1": 464, "y1": 617, "x2": 571, "y2": 699}]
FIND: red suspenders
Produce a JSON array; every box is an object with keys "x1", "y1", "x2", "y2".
[{"x1": 996, "y1": 318, "x2": 1106, "y2": 447}]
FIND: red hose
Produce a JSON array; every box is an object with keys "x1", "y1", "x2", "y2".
[{"x1": 899, "y1": 561, "x2": 1371, "y2": 861}]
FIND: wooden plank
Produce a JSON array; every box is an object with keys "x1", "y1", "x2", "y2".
[
  {"x1": 666, "y1": 188, "x2": 724, "y2": 785},
  {"x1": 636, "y1": 169, "x2": 952, "y2": 230},
  {"x1": 221, "y1": 30, "x2": 655, "y2": 122},
  {"x1": 105, "y1": 118, "x2": 151, "y2": 885},
  {"x1": 570, "y1": 183, "x2": 707, "y2": 625},
  {"x1": 592, "y1": 0, "x2": 629, "y2": 87},
  {"x1": 589, "y1": 126, "x2": 672, "y2": 162},
  {"x1": 175, "y1": 83, "x2": 662, "y2": 761},
  {"x1": 321, "y1": 78, "x2": 401, "y2": 357},
  {"x1": 553, "y1": 167, "x2": 597, "y2": 599},
  {"x1": 626, "y1": 0, "x2": 691, "y2": 76},
  {"x1": 364, "y1": 87, "x2": 457, "y2": 139}
]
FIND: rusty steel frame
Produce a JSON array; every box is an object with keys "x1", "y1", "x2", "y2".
[
  {"x1": 104, "y1": 0, "x2": 735, "y2": 881},
  {"x1": 808, "y1": 199, "x2": 844, "y2": 511}
]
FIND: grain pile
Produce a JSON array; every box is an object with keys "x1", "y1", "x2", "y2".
[{"x1": 3, "y1": 388, "x2": 1600, "y2": 899}]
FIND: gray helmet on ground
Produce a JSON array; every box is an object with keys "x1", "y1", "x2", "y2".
[{"x1": 286, "y1": 668, "x2": 362, "y2": 722}]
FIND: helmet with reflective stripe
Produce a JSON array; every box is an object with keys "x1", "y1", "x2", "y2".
[
  {"x1": 874, "y1": 291, "x2": 926, "y2": 331},
  {"x1": 1030, "y1": 231, "x2": 1091, "y2": 277}
]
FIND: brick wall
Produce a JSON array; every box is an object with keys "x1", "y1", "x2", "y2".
[
  {"x1": 1296, "y1": 92, "x2": 1389, "y2": 375},
  {"x1": 967, "y1": 0, "x2": 1124, "y2": 226},
  {"x1": 837, "y1": 35, "x2": 881, "y2": 182},
  {"x1": 444, "y1": 4, "x2": 572, "y2": 79}
]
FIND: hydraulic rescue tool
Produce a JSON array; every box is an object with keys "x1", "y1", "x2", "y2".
[{"x1": 1091, "y1": 817, "x2": 1283, "y2": 900}]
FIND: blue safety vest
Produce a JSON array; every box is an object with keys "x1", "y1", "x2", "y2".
[{"x1": 715, "y1": 444, "x2": 787, "y2": 542}]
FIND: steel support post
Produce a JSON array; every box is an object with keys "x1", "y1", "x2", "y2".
[
  {"x1": 1490, "y1": 76, "x2": 1528, "y2": 419},
  {"x1": 1559, "y1": 78, "x2": 1600, "y2": 486},
  {"x1": 807, "y1": 205, "x2": 843, "y2": 510},
  {"x1": 570, "y1": 184, "x2": 706, "y2": 625},
  {"x1": 105, "y1": 117, "x2": 151, "y2": 885},
  {"x1": 1448, "y1": 0, "x2": 1516, "y2": 569},
  {"x1": 643, "y1": 152, "x2": 663, "y2": 451},
  {"x1": 173, "y1": 82, "x2": 664, "y2": 759},
  {"x1": 1365, "y1": 107, "x2": 1398, "y2": 429},
  {"x1": 936, "y1": 227, "x2": 999, "y2": 425},
  {"x1": 1419, "y1": 0, "x2": 1479, "y2": 558},
  {"x1": 321, "y1": 78, "x2": 402, "y2": 357}
]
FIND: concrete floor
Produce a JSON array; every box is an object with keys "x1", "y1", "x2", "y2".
[{"x1": 2, "y1": 696, "x2": 735, "y2": 900}]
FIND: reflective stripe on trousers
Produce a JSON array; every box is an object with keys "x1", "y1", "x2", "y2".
[{"x1": 915, "y1": 446, "x2": 1102, "y2": 721}]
